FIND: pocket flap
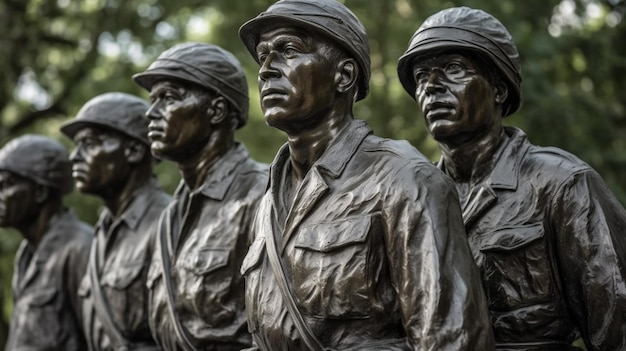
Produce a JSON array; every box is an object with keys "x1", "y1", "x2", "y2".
[
  {"x1": 295, "y1": 215, "x2": 371, "y2": 252},
  {"x1": 478, "y1": 223, "x2": 545, "y2": 253},
  {"x1": 146, "y1": 260, "x2": 162, "y2": 289},
  {"x1": 240, "y1": 237, "x2": 265, "y2": 276},
  {"x1": 78, "y1": 276, "x2": 91, "y2": 297},
  {"x1": 101, "y1": 262, "x2": 144, "y2": 289},
  {"x1": 25, "y1": 287, "x2": 57, "y2": 306},
  {"x1": 181, "y1": 248, "x2": 230, "y2": 275}
]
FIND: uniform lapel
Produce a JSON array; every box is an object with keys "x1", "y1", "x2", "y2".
[
  {"x1": 462, "y1": 186, "x2": 497, "y2": 229},
  {"x1": 174, "y1": 144, "x2": 247, "y2": 252},
  {"x1": 277, "y1": 120, "x2": 371, "y2": 252},
  {"x1": 281, "y1": 168, "x2": 329, "y2": 252},
  {"x1": 12, "y1": 242, "x2": 30, "y2": 295},
  {"x1": 18, "y1": 213, "x2": 66, "y2": 290},
  {"x1": 438, "y1": 127, "x2": 529, "y2": 232}
]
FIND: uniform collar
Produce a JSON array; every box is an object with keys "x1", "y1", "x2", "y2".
[
  {"x1": 19, "y1": 209, "x2": 79, "y2": 266},
  {"x1": 175, "y1": 142, "x2": 250, "y2": 201},
  {"x1": 270, "y1": 119, "x2": 372, "y2": 181},
  {"x1": 438, "y1": 126, "x2": 529, "y2": 191},
  {"x1": 97, "y1": 177, "x2": 162, "y2": 230},
  {"x1": 315, "y1": 119, "x2": 372, "y2": 178},
  {"x1": 485, "y1": 126, "x2": 530, "y2": 190}
]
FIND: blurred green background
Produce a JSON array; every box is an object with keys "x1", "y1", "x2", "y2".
[{"x1": 1, "y1": 0, "x2": 624, "y2": 347}]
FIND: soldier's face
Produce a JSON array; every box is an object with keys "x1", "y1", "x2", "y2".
[
  {"x1": 255, "y1": 27, "x2": 337, "y2": 131},
  {"x1": 0, "y1": 171, "x2": 39, "y2": 228},
  {"x1": 146, "y1": 81, "x2": 213, "y2": 161},
  {"x1": 412, "y1": 52, "x2": 500, "y2": 145},
  {"x1": 69, "y1": 126, "x2": 131, "y2": 196}
]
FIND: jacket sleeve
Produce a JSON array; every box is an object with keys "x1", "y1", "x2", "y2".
[
  {"x1": 382, "y1": 165, "x2": 494, "y2": 351},
  {"x1": 551, "y1": 169, "x2": 626, "y2": 351}
]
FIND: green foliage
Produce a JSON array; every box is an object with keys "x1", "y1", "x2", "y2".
[{"x1": 0, "y1": 0, "x2": 624, "y2": 347}]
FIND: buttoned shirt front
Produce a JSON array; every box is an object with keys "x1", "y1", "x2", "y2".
[
  {"x1": 6, "y1": 209, "x2": 93, "y2": 351},
  {"x1": 79, "y1": 178, "x2": 171, "y2": 351},
  {"x1": 440, "y1": 127, "x2": 626, "y2": 351},
  {"x1": 147, "y1": 143, "x2": 268, "y2": 351},
  {"x1": 242, "y1": 119, "x2": 494, "y2": 351}
]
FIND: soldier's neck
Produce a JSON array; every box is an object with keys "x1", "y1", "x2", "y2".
[
  {"x1": 285, "y1": 112, "x2": 351, "y2": 181},
  {"x1": 18, "y1": 201, "x2": 60, "y2": 249},
  {"x1": 440, "y1": 127, "x2": 503, "y2": 183},
  {"x1": 103, "y1": 166, "x2": 152, "y2": 217},
  {"x1": 179, "y1": 131, "x2": 234, "y2": 191}
]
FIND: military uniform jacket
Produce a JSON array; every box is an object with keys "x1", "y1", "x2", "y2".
[
  {"x1": 439, "y1": 127, "x2": 626, "y2": 351},
  {"x1": 79, "y1": 179, "x2": 172, "y2": 351},
  {"x1": 147, "y1": 143, "x2": 268, "y2": 351},
  {"x1": 6, "y1": 209, "x2": 93, "y2": 351},
  {"x1": 242, "y1": 119, "x2": 494, "y2": 351}
]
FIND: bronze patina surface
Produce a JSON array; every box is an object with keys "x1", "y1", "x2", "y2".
[
  {"x1": 1, "y1": 135, "x2": 92, "y2": 351},
  {"x1": 398, "y1": 6, "x2": 626, "y2": 351},
  {"x1": 238, "y1": 1, "x2": 494, "y2": 350},
  {"x1": 134, "y1": 42, "x2": 268, "y2": 351},
  {"x1": 62, "y1": 92, "x2": 172, "y2": 351}
]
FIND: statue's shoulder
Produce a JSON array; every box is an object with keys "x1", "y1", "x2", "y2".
[
  {"x1": 360, "y1": 134, "x2": 432, "y2": 165},
  {"x1": 358, "y1": 134, "x2": 449, "y2": 189},
  {"x1": 524, "y1": 143, "x2": 591, "y2": 180}
]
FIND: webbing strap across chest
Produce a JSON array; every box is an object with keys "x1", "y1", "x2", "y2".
[
  {"x1": 88, "y1": 241, "x2": 131, "y2": 351},
  {"x1": 157, "y1": 212, "x2": 196, "y2": 351},
  {"x1": 265, "y1": 207, "x2": 330, "y2": 351}
]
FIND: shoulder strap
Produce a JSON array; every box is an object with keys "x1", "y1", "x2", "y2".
[
  {"x1": 157, "y1": 212, "x2": 197, "y2": 351},
  {"x1": 88, "y1": 240, "x2": 130, "y2": 350},
  {"x1": 265, "y1": 209, "x2": 327, "y2": 351}
]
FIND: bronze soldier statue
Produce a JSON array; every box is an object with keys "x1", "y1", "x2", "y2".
[
  {"x1": 237, "y1": 1, "x2": 494, "y2": 350},
  {"x1": 132, "y1": 42, "x2": 269, "y2": 351},
  {"x1": 1, "y1": 135, "x2": 93, "y2": 351},
  {"x1": 61, "y1": 92, "x2": 172, "y2": 351},
  {"x1": 397, "y1": 6, "x2": 626, "y2": 351}
]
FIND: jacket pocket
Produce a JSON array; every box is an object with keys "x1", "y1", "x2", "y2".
[
  {"x1": 25, "y1": 287, "x2": 57, "y2": 307},
  {"x1": 293, "y1": 215, "x2": 373, "y2": 319},
  {"x1": 295, "y1": 216, "x2": 369, "y2": 252},
  {"x1": 180, "y1": 247, "x2": 230, "y2": 275},
  {"x1": 241, "y1": 237, "x2": 266, "y2": 333},
  {"x1": 101, "y1": 261, "x2": 145, "y2": 290},
  {"x1": 99, "y1": 261, "x2": 147, "y2": 330},
  {"x1": 78, "y1": 275, "x2": 91, "y2": 298},
  {"x1": 146, "y1": 259, "x2": 162, "y2": 290},
  {"x1": 476, "y1": 223, "x2": 555, "y2": 310},
  {"x1": 478, "y1": 223, "x2": 545, "y2": 252},
  {"x1": 178, "y1": 247, "x2": 234, "y2": 326},
  {"x1": 14, "y1": 286, "x2": 62, "y2": 348},
  {"x1": 241, "y1": 237, "x2": 265, "y2": 276}
]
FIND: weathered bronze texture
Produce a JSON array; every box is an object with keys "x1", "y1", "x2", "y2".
[
  {"x1": 133, "y1": 42, "x2": 268, "y2": 351},
  {"x1": 0, "y1": 135, "x2": 92, "y2": 351},
  {"x1": 398, "y1": 6, "x2": 626, "y2": 351},
  {"x1": 238, "y1": 1, "x2": 495, "y2": 350},
  {"x1": 61, "y1": 92, "x2": 172, "y2": 351}
]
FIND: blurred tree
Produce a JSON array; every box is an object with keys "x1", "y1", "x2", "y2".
[{"x1": 0, "y1": 0, "x2": 623, "y2": 347}]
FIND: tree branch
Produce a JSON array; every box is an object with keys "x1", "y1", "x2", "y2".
[
  {"x1": 6, "y1": 103, "x2": 66, "y2": 135},
  {"x1": 6, "y1": 11, "x2": 105, "y2": 136}
]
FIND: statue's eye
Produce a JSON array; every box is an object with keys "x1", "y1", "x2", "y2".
[
  {"x1": 414, "y1": 68, "x2": 431, "y2": 83},
  {"x1": 283, "y1": 45, "x2": 300, "y2": 58},
  {"x1": 444, "y1": 62, "x2": 464, "y2": 75}
]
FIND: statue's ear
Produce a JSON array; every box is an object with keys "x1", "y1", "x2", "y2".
[
  {"x1": 207, "y1": 96, "x2": 227, "y2": 125},
  {"x1": 335, "y1": 58, "x2": 358, "y2": 95},
  {"x1": 494, "y1": 80, "x2": 508, "y2": 104},
  {"x1": 34, "y1": 183, "x2": 49, "y2": 204},
  {"x1": 124, "y1": 139, "x2": 147, "y2": 164}
]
